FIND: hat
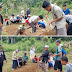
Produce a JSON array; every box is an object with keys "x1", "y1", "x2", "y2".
[
  {"x1": 17, "y1": 15, "x2": 19, "y2": 17},
  {"x1": 16, "y1": 49, "x2": 19, "y2": 52},
  {"x1": 60, "y1": 44, "x2": 63, "y2": 46},
  {"x1": 22, "y1": 20, "x2": 26, "y2": 23},
  {"x1": 20, "y1": 56, "x2": 22, "y2": 57},
  {"x1": 44, "y1": 45, "x2": 49, "y2": 48},
  {"x1": 28, "y1": 14, "x2": 31, "y2": 17},
  {"x1": 56, "y1": 40, "x2": 61, "y2": 43}
]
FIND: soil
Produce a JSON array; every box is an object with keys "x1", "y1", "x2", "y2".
[{"x1": 2, "y1": 24, "x2": 56, "y2": 36}]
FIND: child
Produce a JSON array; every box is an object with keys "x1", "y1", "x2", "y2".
[
  {"x1": 16, "y1": 15, "x2": 21, "y2": 24},
  {"x1": 16, "y1": 20, "x2": 26, "y2": 35},
  {"x1": 48, "y1": 57, "x2": 53, "y2": 69},
  {"x1": 5, "y1": 16, "x2": 10, "y2": 26},
  {"x1": 50, "y1": 54, "x2": 55, "y2": 66},
  {"x1": 0, "y1": 5, "x2": 3, "y2": 35},
  {"x1": 32, "y1": 55, "x2": 38, "y2": 63},
  {"x1": 18, "y1": 56, "x2": 23, "y2": 67},
  {"x1": 23, "y1": 53, "x2": 28, "y2": 65}
]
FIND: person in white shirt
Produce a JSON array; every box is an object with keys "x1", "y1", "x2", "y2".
[
  {"x1": 21, "y1": 8, "x2": 24, "y2": 18},
  {"x1": 10, "y1": 14, "x2": 17, "y2": 24},
  {"x1": 12, "y1": 49, "x2": 19, "y2": 70},
  {"x1": 29, "y1": 15, "x2": 44, "y2": 33}
]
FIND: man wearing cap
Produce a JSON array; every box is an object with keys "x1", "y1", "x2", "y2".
[
  {"x1": 63, "y1": 4, "x2": 71, "y2": 15},
  {"x1": 42, "y1": 1, "x2": 67, "y2": 35},
  {"x1": 16, "y1": 15, "x2": 21, "y2": 24},
  {"x1": 10, "y1": 14, "x2": 17, "y2": 24},
  {"x1": 0, "y1": 45, "x2": 7, "y2": 72},
  {"x1": 0, "y1": 5, "x2": 3, "y2": 35},
  {"x1": 12, "y1": 49, "x2": 19, "y2": 70},
  {"x1": 54, "y1": 40, "x2": 62, "y2": 72},
  {"x1": 26, "y1": 8, "x2": 30, "y2": 16},
  {"x1": 16, "y1": 20, "x2": 25, "y2": 35},
  {"x1": 29, "y1": 15, "x2": 44, "y2": 33},
  {"x1": 39, "y1": 45, "x2": 49, "y2": 72}
]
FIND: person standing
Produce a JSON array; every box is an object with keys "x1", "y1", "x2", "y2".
[
  {"x1": 63, "y1": 4, "x2": 71, "y2": 15},
  {"x1": 42, "y1": 1, "x2": 67, "y2": 35},
  {"x1": 21, "y1": 8, "x2": 25, "y2": 18},
  {"x1": 0, "y1": 45, "x2": 7, "y2": 72},
  {"x1": 0, "y1": 5, "x2": 3, "y2": 35},
  {"x1": 39, "y1": 45, "x2": 49, "y2": 72},
  {"x1": 12, "y1": 49, "x2": 19, "y2": 70},
  {"x1": 54, "y1": 40, "x2": 62, "y2": 72},
  {"x1": 26, "y1": 8, "x2": 30, "y2": 16}
]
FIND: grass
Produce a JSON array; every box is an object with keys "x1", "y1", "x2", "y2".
[{"x1": 2, "y1": 51, "x2": 72, "y2": 72}]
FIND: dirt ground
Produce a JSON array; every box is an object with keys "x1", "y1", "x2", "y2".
[
  {"x1": 2, "y1": 24, "x2": 56, "y2": 36},
  {"x1": 11, "y1": 63, "x2": 41, "y2": 72}
]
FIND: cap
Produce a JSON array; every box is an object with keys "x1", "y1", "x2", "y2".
[
  {"x1": 16, "y1": 49, "x2": 19, "y2": 52},
  {"x1": 56, "y1": 40, "x2": 61, "y2": 43},
  {"x1": 60, "y1": 44, "x2": 63, "y2": 46},
  {"x1": 44, "y1": 45, "x2": 49, "y2": 48},
  {"x1": 17, "y1": 15, "x2": 19, "y2": 17},
  {"x1": 22, "y1": 20, "x2": 26, "y2": 23},
  {"x1": 20, "y1": 56, "x2": 22, "y2": 57},
  {"x1": 28, "y1": 14, "x2": 31, "y2": 17}
]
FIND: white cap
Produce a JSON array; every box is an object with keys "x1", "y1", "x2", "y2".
[
  {"x1": 28, "y1": 14, "x2": 31, "y2": 17},
  {"x1": 60, "y1": 44, "x2": 63, "y2": 46},
  {"x1": 22, "y1": 20, "x2": 26, "y2": 23},
  {"x1": 17, "y1": 15, "x2": 19, "y2": 17},
  {"x1": 44, "y1": 45, "x2": 49, "y2": 48},
  {"x1": 16, "y1": 49, "x2": 19, "y2": 52},
  {"x1": 28, "y1": 8, "x2": 29, "y2": 9},
  {"x1": 20, "y1": 56, "x2": 22, "y2": 57}
]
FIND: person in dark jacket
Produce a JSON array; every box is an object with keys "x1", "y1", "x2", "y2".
[
  {"x1": 26, "y1": 8, "x2": 30, "y2": 16},
  {"x1": 0, "y1": 45, "x2": 7, "y2": 72},
  {"x1": 39, "y1": 45, "x2": 49, "y2": 72},
  {"x1": 0, "y1": 5, "x2": 3, "y2": 35}
]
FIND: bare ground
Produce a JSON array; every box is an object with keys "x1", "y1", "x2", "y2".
[{"x1": 2, "y1": 24, "x2": 56, "y2": 36}]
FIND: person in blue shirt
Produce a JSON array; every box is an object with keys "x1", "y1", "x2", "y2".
[
  {"x1": 63, "y1": 4, "x2": 71, "y2": 15},
  {"x1": 16, "y1": 15, "x2": 21, "y2": 23}
]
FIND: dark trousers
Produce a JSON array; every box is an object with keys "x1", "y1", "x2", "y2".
[
  {"x1": 12, "y1": 60, "x2": 18, "y2": 69},
  {"x1": 24, "y1": 61, "x2": 27, "y2": 65},
  {"x1": 67, "y1": 24, "x2": 72, "y2": 35},
  {"x1": 11, "y1": 21, "x2": 17, "y2": 23},
  {"x1": 30, "y1": 23, "x2": 36, "y2": 33},
  {"x1": 19, "y1": 62, "x2": 22, "y2": 66},
  {"x1": 0, "y1": 62, "x2": 3, "y2": 72}
]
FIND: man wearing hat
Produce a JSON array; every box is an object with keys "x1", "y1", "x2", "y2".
[
  {"x1": 16, "y1": 20, "x2": 26, "y2": 35},
  {"x1": 0, "y1": 5, "x2": 3, "y2": 35},
  {"x1": 39, "y1": 45, "x2": 49, "y2": 72},
  {"x1": 12, "y1": 49, "x2": 19, "y2": 70},
  {"x1": 42, "y1": 1, "x2": 67, "y2": 35},
  {"x1": 21, "y1": 8, "x2": 24, "y2": 18},
  {"x1": 54, "y1": 40, "x2": 62, "y2": 72},
  {"x1": 26, "y1": 8, "x2": 30, "y2": 16},
  {"x1": 0, "y1": 45, "x2": 7, "y2": 72},
  {"x1": 16, "y1": 15, "x2": 21, "y2": 24}
]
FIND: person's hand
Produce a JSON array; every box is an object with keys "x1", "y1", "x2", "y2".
[
  {"x1": 45, "y1": 15, "x2": 48, "y2": 19},
  {"x1": 49, "y1": 21, "x2": 53, "y2": 25},
  {"x1": 0, "y1": 23, "x2": 2, "y2": 27},
  {"x1": 54, "y1": 54, "x2": 56, "y2": 57},
  {"x1": 5, "y1": 60, "x2": 7, "y2": 63}
]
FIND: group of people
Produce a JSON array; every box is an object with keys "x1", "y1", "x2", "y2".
[
  {"x1": 39, "y1": 40, "x2": 72, "y2": 72},
  {"x1": 12, "y1": 49, "x2": 28, "y2": 70}
]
